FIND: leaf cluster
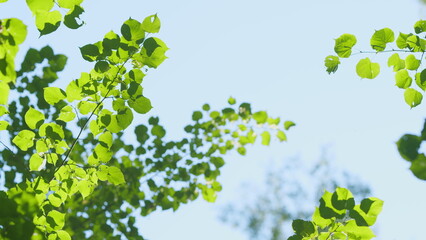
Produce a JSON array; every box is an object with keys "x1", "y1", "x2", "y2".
[
  {"x1": 325, "y1": 20, "x2": 426, "y2": 108},
  {"x1": 0, "y1": 3, "x2": 294, "y2": 239},
  {"x1": 288, "y1": 188, "x2": 383, "y2": 240}
]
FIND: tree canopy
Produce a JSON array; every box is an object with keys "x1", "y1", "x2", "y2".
[{"x1": 0, "y1": 1, "x2": 294, "y2": 239}]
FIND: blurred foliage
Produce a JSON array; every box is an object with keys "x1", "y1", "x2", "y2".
[{"x1": 221, "y1": 153, "x2": 371, "y2": 240}]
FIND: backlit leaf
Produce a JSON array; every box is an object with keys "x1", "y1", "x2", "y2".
[
  {"x1": 107, "y1": 166, "x2": 125, "y2": 185},
  {"x1": 128, "y1": 95, "x2": 152, "y2": 114},
  {"x1": 284, "y1": 121, "x2": 296, "y2": 130},
  {"x1": 35, "y1": 10, "x2": 62, "y2": 36},
  {"x1": 356, "y1": 58, "x2": 380, "y2": 79},
  {"x1": 24, "y1": 107, "x2": 45, "y2": 129},
  {"x1": 261, "y1": 131, "x2": 270, "y2": 146},
  {"x1": 395, "y1": 69, "x2": 412, "y2": 89},
  {"x1": 387, "y1": 53, "x2": 405, "y2": 72},
  {"x1": 141, "y1": 14, "x2": 160, "y2": 33},
  {"x1": 414, "y1": 20, "x2": 426, "y2": 34},
  {"x1": 57, "y1": 105, "x2": 76, "y2": 122},
  {"x1": 12, "y1": 130, "x2": 35, "y2": 151},
  {"x1": 29, "y1": 153, "x2": 44, "y2": 171},
  {"x1": 324, "y1": 55, "x2": 340, "y2": 74},
  {"x1": 44, "y1": 87, "x2": 66, "y2": 105},
  {"x1": 405, "y1": 54, "x2": 420, "y2": 70},
  {"x1": 370, "y1": 28, "x2": 394, "y2": 51},
  {"x1": 404, "y1": 88, "x2": 423, "y2": 108},
  {"x1": 334, "y1": 34, "x2": 357, "y2": 58}
]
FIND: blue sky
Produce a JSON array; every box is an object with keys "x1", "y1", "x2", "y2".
[{"x1": 3, "y1": 0, "x2": 426, "y2": 239}]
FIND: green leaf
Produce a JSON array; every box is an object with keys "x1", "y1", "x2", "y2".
[
  {"x1": 228, "y1": 97, "x2": 236, "y2": 105},
  {"x1": 337, "y1": 220, "x2": 375, "y2": 239},
  {"x1": 331, "y1": 187, "x2": 355, "y2": 211},
  {"x1": 6, "y1": 18, "x2": 28, "y2": 45},
  {"x1": 103, "y1": 31, "x2": 120, "y2": 50},
  {"x1": 54, "y1": 230, "x2": 71, "y2": 240},
  {"x1": 356, "y1": 58, "x2": 380, "y2": 79},
  {"x1": 46, "y1": 210, "x2": 65, "y2": 231},
  {"x1": 410, "y1": 154, "x2": 426, "y2": 180},
  {"x1": 12, "y1": 130, "x2": 35, "y2": 151},
  {"x1": 29, "y1": 153, "x2": 44, "y2": 171},
  {"x1": 192, "y1": 111, "x2": 203, "y2": 121},
  {"x1": 395, "y1": 69, "x2": 412, "y2": 89},
  {"x1": 312, "y1": 207, "x2": 332, "y2": 228},
  {"x1": 66, "y1": 80, "x2": 82, "y2": 102},
  {"x1": 292, "y1": 219, "x2": 316, "y2": 237},
  {"x1": 79, "y1": 44, "x2": 100, "y2": 62},
  {"x1": 416, "y1": 72, "x2": 426, "y2": 91},
  {"x1": 121, "y1": 18, "x2": 145, "y2": 42},
  {"x1": 261, "y1": 131, "x2": 271, "y2": 146},
  {"x1": 96, "y1": 165, "x2": 108, "y2": 181},
  {"x1": 404, "y1": 88, "x2": 423, "y2": 108},
  {"x1": 324, "y1": 55, "x2": 340, "y2": 74},
  {"x1": 63, "y1": 5, "x2": 84, "y2": 29},
  {"x1": 396, "y1": 32, "x2": 412, "y2": 49},
  {"x1": 397, "y1": 134, "x2": 421, "y2": 161},
  {"x1": 151, "y1": 125, "x2": 166, "y2": 138},
  {"x1": 140, "y1": 37, "x2": 168, "y2": 68},
  {"x1": 276, "y1": 130, "x2": 287, "y2": 142},
  {"x1": 405, "y1": 54, "x2": 420, "y2": 70},
  {"x1": 77, "y1": 101, "x2": 97, "y2": 115},
  {"x1": 116, "y1": 107, "x2": 133, "y2": 129},
  {"x1": 128, "y1": 95, "x2": 152, "y2": 114},
  {"x1": 44, "y1": 87, "x2": 66, "y2": 105},
  {"x1": 387, "y1": 53, "x2": 405, "y2": 72},
  {"x1": 0, "y1": 121, "x2": 9, "y2": 131},
  {"x1": 94, "y1": 61, "x2": 110, "y2": 73},
  {"x1": 284, "y1": 121, "x2": 296, "y2": 130},
  {"x1": 77, "y1": 180, "x2": 92, "y2": 199},
  {"x1": 349, "y1": 197, "x2": 383, "y2": 227},
  {"x1": 0, "y1": 81, "x2": 10, "y2": 105},
  {"x1": 39, "y1": 123, "x2": 65, "y2": 141},
  {"x1": 57, "y1": 0, "x2": 83, "y2": 9},
  {"x1": 370, "y1": 28, "x2": 394, "y2": 51},
  {"x1": 253, "y1": 111, "x2": 268, "y2": 124},
  {"x1": 141, "y1": 14, "x2": 161, "y2": 33},
  {"x1": 107, "y1": 166, "x2": 125, "y2": 185},
  {"x1": 24, "y1": 107, "x2": 45, "y2": 129},
  {"x1": 57, "y1": 105, "x2": 76, "y2": 122},
  {"x1": 407, "y1": 35, "x2": 426, "y2": 52},
  {"x1": 35, "y1": 10, "x2": 62, "y2": 36},
  {"x1": 414, "y1": 20, "x2": 426, "y2": 34},
  {"x1": 334, "y1": 33, "x2": 357, "y2": 58},
  {"x1": 26, "y1": 0, "x2": 54, "y2": 14}
]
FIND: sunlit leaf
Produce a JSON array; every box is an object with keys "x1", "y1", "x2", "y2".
[
  {"x1": 405, "y1": 54, "x2": 420, "y2": 70},
  {"x1": 356, "y1": 58, "x2": 380, "y2": 79},
  {"x1": 24, "y1": 107, "x2": 45, "y2": 129},
  {"x1": 370, "y1": 28, "x2": 394, "y2": 51},
  {"x1": 414, "y1": 20, "x2": 426, "y2": 34},
  {"x1": 57, "y1": 105, "x2": 76, "y2": 122},
  {"x1": 44, "y1": 87, "x2": 66, "y2": 105},
  {"x1": 324, "y1": 55, "x2": 340, "y2": 74},
  {"x1": 404, "y1": 88, "x2": 423, "y2": 108},
  {"x1": 35, "y1": 10, "x2": 62, "y2": 36},
  {"x1": 12, "y1": 130, "x2": 35, "y2": 151},
  {"x1": 334, "y1": 34, "x2": 357, "y2": 58},
  {"x1": 387, "y1": 53, "x2": 405, "y2": 72},
  {"x1": 29, "y1": 153, "x2": 44, "y2": 171},
  {"x1": 395, "y1": 69, "x2": 412, "y2": 89},
  {"x1": 107, "y1": 166, "x2": 125, "y2": 185},
  {"x1": 141, "y1": 14, "x2": 160, "y2": 33}
]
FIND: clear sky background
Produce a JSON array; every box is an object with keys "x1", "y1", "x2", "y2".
[{"x1": 2, "y1": 0, "x2": 426, "y2": 239}]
